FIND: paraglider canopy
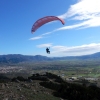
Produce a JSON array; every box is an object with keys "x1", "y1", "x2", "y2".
[{"x1": 31, "y1": 16, "x2": 65, "y2": 33}]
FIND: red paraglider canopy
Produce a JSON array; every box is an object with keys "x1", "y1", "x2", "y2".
[{"x1": 31, "y1": 16, "x2": 65, "y2": 33}]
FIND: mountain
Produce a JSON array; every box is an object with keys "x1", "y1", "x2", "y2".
[
  {"x1": 0, "y1": 54, "x2": 52, "y2": 64},
  {"x1": 51, "y1": 52, "x2": 100, "y2": 60},
  {"x1": 0, "y1": 52, "x2": 100, "y2": 64}
]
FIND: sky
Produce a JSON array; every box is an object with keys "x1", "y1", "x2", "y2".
[{"x1": 0, "y1": 0, "x2": 100, "y2": 57}]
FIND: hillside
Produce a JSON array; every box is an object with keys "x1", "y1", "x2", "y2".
[{"x1": 0, "y1": 72, "x2": 100, "y2": 100}]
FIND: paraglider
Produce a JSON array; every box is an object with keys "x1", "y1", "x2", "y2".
[
  {"x1": 31, "y1": 16, "x2": 65, "y2": 33},
  {"x1": 31, "y1": 16, "x2": 65, "y2": 54},
  {"x1": 46, "y1": 47, "x2": 50, "y2": 54}
]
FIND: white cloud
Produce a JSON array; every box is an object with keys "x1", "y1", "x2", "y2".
[
  {"x1": 56, "y1": 23, "x2": 84, "y2": 30},
  {"x1": 58, "y1": 0, "x2": 100, "y2": 30},
  {"x1": 36, "y1": 43, "x2": 100, "y2": 57},
  {"x1": 41, "y1": 31, "x2": 56, "y2": 36},
  {"x1": 56, "y1": 16, "x2": 100, "y2": 31},
  {"x1": 59, "y1": 0, "x2": 100, "y2": 19},
  {"x1": 37, "y1": 43, "x2": 52, "y2": 48},
  {"x1": 29, "y1": 36, "x2": 43, "y2": 40},
  {"x1": 29, "y1": 30, "x2": 56, "y2": 41},
  {"x1": 49, "y1": 43, "x2": 100, "y2": 57},
  {"x1": 42, "y1": 32, "x2": 52, "y2": 36}
]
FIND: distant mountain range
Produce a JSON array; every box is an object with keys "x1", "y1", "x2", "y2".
[{"x1": 0, "y1": 52, "x2": 100, "y2": 64}]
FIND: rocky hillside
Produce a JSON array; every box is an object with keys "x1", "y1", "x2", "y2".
[{"x1": 0, "y1": 72, "x2": 100, "y2": 100}]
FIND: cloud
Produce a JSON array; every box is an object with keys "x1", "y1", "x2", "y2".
[
  {"x1": 57, "y1": 0, "x2": 100, "y2": 30},
  {"x1": 41, "y1": 30, "x2": 55, "y2": 36},
  {"x1": 58, "y1": 0, "x2": 100, "y2": 20},
  {"x1": 29, "y1": 36, "x2": 43, "y2": 40},
  {"x1": 50, "y1": 43, "x2": 100, "y2": 56},
  {"x1": 29, "y1": 30, "x2": 56, "y2": 41},
  {"x1": 56, "y1": 23, "x2": 84, "y2": 30},
  {"x1": 56, "y1": 17, "x2": 100, "y2": 31},
  {"x1": 37, "y1": 43, "x2": 52, "y2": 48},
  {"x1": 36, "y1": 43, "x2": 100, "y2": 57}
]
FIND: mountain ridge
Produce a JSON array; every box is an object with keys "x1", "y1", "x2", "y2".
[{"x1": 0, "y1": 52, "x2": 100, "y2": 63}]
